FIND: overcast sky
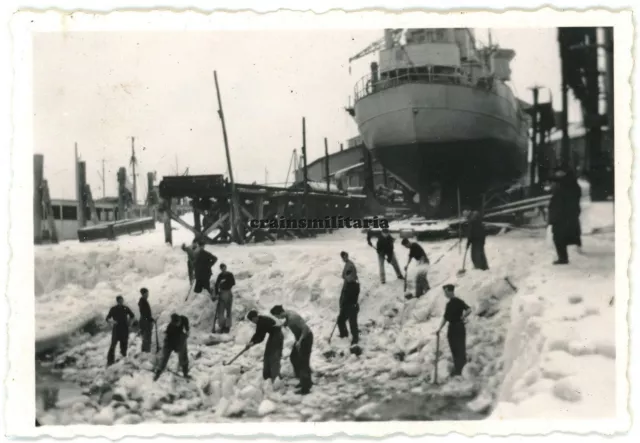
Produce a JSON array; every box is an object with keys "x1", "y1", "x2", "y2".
[{"x1": 34, "y1": 28, "x2": 581, "y2": 199}]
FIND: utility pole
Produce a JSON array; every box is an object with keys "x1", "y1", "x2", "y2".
[
  {"x1": 529, "y1": 86, "x2": 540, "y2": 188},
  {"x1": 324, "y1": 137, "x2": 330, "y2": 193},
  {"x1": 130, "y1": 137, "x2": 137, "y2": 205},
  {"x1": 214, "y1": 70, "x2": 243, "y2": 244},
  {"x1": 97, "y1": 158, "x2": 106, "y2": 198},
  {"x1": 558, "y1": 29, "x2": 571, "y2": 168},
  {"x1": 301, "y1": 117, "x2": 309, "y2": 218}
]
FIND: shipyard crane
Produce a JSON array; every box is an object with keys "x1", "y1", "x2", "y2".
[{"x1": 349, "y1": 29, "x2": 404, "y2": 63}]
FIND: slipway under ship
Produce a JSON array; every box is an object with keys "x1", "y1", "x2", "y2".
[{"x1": 348, "y1": 28, "x2": 531, "y2": 218}]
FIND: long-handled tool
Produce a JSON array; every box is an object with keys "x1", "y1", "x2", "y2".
[
  {"x1": 432, "y1": 240, "x2": 460, "y2": 266},
  {"x1": 211, "y1": 297, "x2": 221, "y2": 334},
  {"x1": 328, "y1": 321, "x2": 338, "y2": 344},
  {"x1": 154, "y1": 318, "x2": 160, "y2": 353},
  {"x1": 457, "y1": 247, "x2": 468, "y2": 276},
  {"x1": 504, "y1": 277, "x2": 518, "y2": 292},
  {"x1": 223, "y1": 347, "x2": 249, "y2": 366},
  {"x1": 433, "y1": 332, "x2": 441, "y2": 384},
  {"x1": 184, "y1": 281, "x2": 195, "y2": 302}
]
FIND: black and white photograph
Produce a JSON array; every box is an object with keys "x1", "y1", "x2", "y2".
[{"x1": 3, "y1": 8, "x2": 632, "y2": 438}]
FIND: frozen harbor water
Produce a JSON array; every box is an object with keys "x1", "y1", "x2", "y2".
[{"x1": 34, "y1": 202, "x2": 615, "y2": 424}]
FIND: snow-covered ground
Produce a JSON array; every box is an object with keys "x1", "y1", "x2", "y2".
[{"x1": 35, "y1": 201, "x2": 615, "y2": 424}]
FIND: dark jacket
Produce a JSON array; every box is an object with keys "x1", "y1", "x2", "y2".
[
  {"x1": 106, "y1": 304, "x2": 135, "y2": 328},
  {"x1": 466, "y1": 218, "x2": 486, "y2": 247},
  {"x1": 165, "y1": 315, "x2": 190, "y2": 348},
  {"x1": 367, "y1": 231, "x2": 395, "y2": 258},
  {"x1": 138, "y1": 297, "x2": 153, "y2": 321},
  {"x1": 408, "y1": 242, "x2": 428, "y2": 262},
  {"x1": 215, "y1": 271, "x2": 236, "y2": 292},
  {"x1": 250, "y1": 315, "x2": 279, "y2": 344},
  {"x1": 194, "y1": 250, "x2": 217, "y2": 278},
  {"x1": 548, "y1": 173, "x2": 582, "y2": 245}
]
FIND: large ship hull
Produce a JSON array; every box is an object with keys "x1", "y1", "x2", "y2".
[{"x1": 354, "y1": 82, "x2": 529, "y2": 217}]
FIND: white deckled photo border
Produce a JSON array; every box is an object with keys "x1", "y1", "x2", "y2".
[{"x1": 5, "y1": 7, "x2": 634, "y2": 439}]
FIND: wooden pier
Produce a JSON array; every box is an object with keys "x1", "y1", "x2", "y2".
[{"x1": 158, "y1": 174, "x2": 367, "y2": 245}]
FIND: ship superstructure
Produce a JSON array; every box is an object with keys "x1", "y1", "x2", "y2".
[{"x1": 349, "y1": 28, "x2": 530, "y2": 217}]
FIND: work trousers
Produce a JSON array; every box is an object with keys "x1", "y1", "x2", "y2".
[
  {"x1": 378, "y1": 252, "x2": 403, "y2": 284},
  {"x1": 107, "y1": 326, "x2": 129, "y2": 366},
  {"x1": 187, "y1": 261, "x2": 194, "y2": 284},
  {"x1": 447, "y1": 322, "x2": 467, "y2": 376},
  {"x1": 552, "y1": 226, "x2": 569, "y2": 263},
  {"x1": 290, "y1": 332, "x2": 314, "y2": 390},
  {"x1": 139, "y1": 318, "x2": 153, "y2": 353},
  {"x1": 156, "y1": 335, "x2": 189, "y2": 377},
  {"x1": 470, "y1": 241, "x2": 489, "y2": 270},
  {"x1": 337, "y1": 303, "x2": 360, "y2": 345},
  {"x1": 263, "y1": 329, "x2": 284, "y2": 382},
  {"x1": 414, "y1": 261, "x2": 430, "y2": 298},
  {"x1": 216, "y1": 289, "x2": 233, "y2": 332}
]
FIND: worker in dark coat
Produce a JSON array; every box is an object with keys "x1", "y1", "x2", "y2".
[
  {"x1": 154, "y1": 313, "x2": 190, "y2": 380},
  {"x1": 271, "y1": 305, "x2": 314, "y2": 395},
  {"x1": 338, "y1": 251, "x2": 360, "y2": 345},
  {"x1": 548, "y1": 167, "x2": 582, "y2": 264},
  {"x1": 105, "y1": 296, "x2": 135, "y2": 366},
  {"x1": 137, "y1": 287, "x2": 155, "y2": 352},
  {"x1": 401, "y1": 238, "x2": 430, "y2": 298},
  {"x1": 245, "y1": 310, "x2": 284, "y2": 382},
  {"x1": 435, "y1": 284, "x2": 472, "y2": 377},
  {"x1": 367, "y1": 228, "x2": 404, "y2": 284},
  {"x1": 466, "y1": 210, "x2": 489, "y2": 270},
  {"x1": 181, "y1": 240, "x2": 197, "y2": 284},
  {"x1": 214, "y1": 263, "x2": 236, "y2": 334},
  {"x1": 192, "y1": 240, "x2": 218, "y2": 297}
]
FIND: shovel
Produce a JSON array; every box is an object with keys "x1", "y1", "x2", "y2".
[
  {"x1": 457, "y1": 247, "x2": 468, "y2": 276},
  {"x1": 223, "y1": 347, "x2": 249, "y2": 366},
  {"x1": 154, "y1": 318, "x2": 160, "y2": 353},
  {"x1": 433, "y1": 332, "x2": 441, "y2": 385},
  {"x1": 184, "y1": 281, "x2": 195, "y2": 302},
  {"x1": 328, "y1": 322, "x2": 338, "y2": 344}
]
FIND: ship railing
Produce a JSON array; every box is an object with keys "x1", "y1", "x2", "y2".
[{"x1": 353, "y1": 71, "x2": 490, "y2": 101}]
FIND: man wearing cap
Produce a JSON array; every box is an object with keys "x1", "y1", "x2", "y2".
[
  {"x1": 105, "y1": 296, "x2": 136, "y2": 366},
  {"x1": 435, "y1": 284, "x2": 472, "y2": 377},
  {"x1": 181, "y1": 240, "x2": 197, "y2": 285},
  {"x1": 245, "y1": 310, "x2": 284, "y2": 383},
  {"x1": 154, "y1": 313, "x2": 190, "y2": 380},
  {"x1": 270, "y1": 305, "x2": 314, "y2": 395},
  {"x1": 367, "y1": 228, "x2": 404, "y2": 284},
  {"x1": 401, "y1": 238, "x2": 430, "y2": 298},
  {"x1": 548, "y1": 167, "x2": 582, "y2": 265},
  {"x1": 138, "y1": 288, "x2": 155, "y2": 353},
  {"x1": 466, "y1": 210, "x2": 489, "y2": 270},
  {"x1": 338, "y1": 251, "x2": 361, "y2": 345},
  {"x1": 214, "y1": 263, "x2": 236, "y2": 334}
]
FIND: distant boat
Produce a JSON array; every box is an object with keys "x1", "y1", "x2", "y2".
[{"x1": 348, "y1": 28, "x2": 530, "y2": 218}]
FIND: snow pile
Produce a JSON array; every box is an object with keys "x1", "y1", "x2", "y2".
[
  {"x1": 35, "y1": 202, "x2": 616, "y2": 423},
  {"x1": 491, "y1": 232, "x2": 615, "y2": 419}
]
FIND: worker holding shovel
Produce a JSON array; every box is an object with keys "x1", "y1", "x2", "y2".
[
  {"x1": 244, "y1": 310, "x2": 284, "y2": 384},
  {"x1": 401, "y1": 238, "x2": 430, "y2": 299},
  {"x1": 154, "y1": 313, "x2": 190, "y2": 381},
  {"x1": 367, "y1": 229, "x2": 404, "y2": 284},
  {"x1": 466, "y1": 210, "x2": 490, "y2": 270},
  {"x1": 137, "y1": 287, "x2": 155, "y2": 353},
  {"x1": 434, "y1": 284, "x2": 472, "y2": 377}
]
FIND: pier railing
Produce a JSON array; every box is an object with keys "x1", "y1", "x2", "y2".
[{"x1": 353, "y1": 70, "x2": 495, "y2": 102}]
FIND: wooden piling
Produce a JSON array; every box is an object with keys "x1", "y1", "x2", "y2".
[
  {"x1": 117, "y1": 167, "x2": 126, "y2": 221},
  {"x1": 33, "y1": 154, "x2": 44, "y2": 244},
  {"x1": 324, "y1": 137, "x2": 330, "y2": 193},
  {"x1": 42, "y1": 180, "x2": 58, "y2": 244},
  {"x1": 163, "y1": 199, "x2": 173, "y2": 245},
  {"x1": 77, "y1": 161, "x2": 87, "y2": 228},
  {"x1": 213, "y1": 70, "x2": 243, "y2": 244},
  {"x1": 301, "y1": 117, "x2": 308, "y2": 218}
]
